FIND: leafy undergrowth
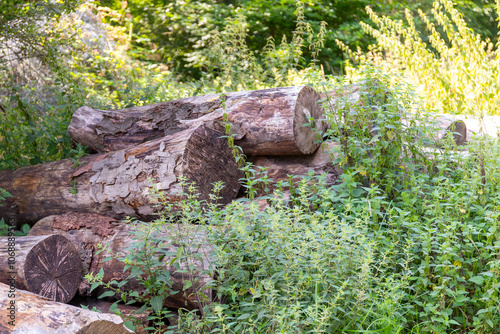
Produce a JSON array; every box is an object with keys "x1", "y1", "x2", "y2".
[{"x1": 86, "y1": 71, "x2": 500, "y2": 334}]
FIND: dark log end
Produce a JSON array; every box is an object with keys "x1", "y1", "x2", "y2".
[
  {"x1": 24, "y1": 234, "x2": 82, "y2": 303},
  {"x1": 446, "y1": 120, "x2": 467, "y2": 146},
  {"x1": 294, "y1": 85, "x2": 326, "y2": 154},
  {"x1": 184, "y1": 125, "x2": 243, "y2": 205}
]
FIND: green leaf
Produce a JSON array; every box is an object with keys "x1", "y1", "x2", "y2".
[
  {"x1": 98, "y1": 290, "x2": 115, "y2": 299},
  {"x1": 469, "y1": 276, "x2": 484, "y2": 285},
  {"x1": 123, "y1": 321, "x2": 135, "y2": 331},
  {"x1": 90, "y1": 281, "x2": 101, "y2": 293},
  {"x1": 21, "y1": 224, "x2": 30, "y2": 235},
  {"x1": 183, "y1": 280, "x2": 193, "y2": 290},
  {"x1": 150, "y1": 296, "x2": 164, "y2": 314},
  {"x1": 237, "y1": 313, "x2": 251, "y2": 320}
]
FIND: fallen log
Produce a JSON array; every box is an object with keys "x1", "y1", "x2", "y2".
[
  {"x1": 28, "y1": 212, "x2": 214, "y2": 310},
  {"x1": 69, "y1": 86, "x2": 326, "y2": 156},
  {"x1": 249, "y1": 142, "x2": 342, "y2": 191},
  {"x1": 453, "y1": 115, "x2": 500, "y2": 141},
  {"x1": 0, "y1": 283, "x2": 131, "y2": 334},
  {"x1": 0, "y1": 234, "x2": 81, "y2": 303},
  {"x1": 0, "y1": 125, "x2": 242, "y2": 227},
  {"x1": 322, "y1": 84, "x2": 467, "y2": 147}
]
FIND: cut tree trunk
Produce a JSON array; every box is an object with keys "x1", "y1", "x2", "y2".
[
  {"x1": 28, "y1": 212, "x2": 214, "y2": 310},
  {"x1": 249, "y1": 142, "x2": 342, "y2": 192},
  {"x1": 0, "y1": 283, "x2": 131, "y2": 334},
  {"x1": 69, "y1": 86, "x2": 326, "y2": 156},
  {"x1": 451, "y1": 115, "x2": 500, "y2": 141},
  {"x1": 0, "y1": 234, "x2": 81, "y2": 303},
  {"x1": 0, "y1": 125, "x2": 242, "y2": 227},
  {"x1": 431, "y1": 116, "x2": 467, "y2": 146}
]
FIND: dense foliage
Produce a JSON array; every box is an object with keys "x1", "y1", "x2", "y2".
[{"x1": 2, "y1": 0, "x2": 500, "y2": 333}]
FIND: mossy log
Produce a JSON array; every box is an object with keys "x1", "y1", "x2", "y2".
[
  {"x1": 68, "y1": 86, "x2": 326, "y2": 156},
  {"x1": 0, "y1": 283, "x2": 131, "y2": 334},
  {"x1": 0, "y1": 234, "x2": 81, "y2": 303},
  {"x1": 28, "y1": 212, "x2": 214, "y2": 310},
  {"x1": 0, "y1": 125, "x2": 242, "y2": 227}
]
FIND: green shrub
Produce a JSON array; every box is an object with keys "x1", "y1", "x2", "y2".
[{"x1": 337, "y1": 0, "x2": 500, "y2": 117}]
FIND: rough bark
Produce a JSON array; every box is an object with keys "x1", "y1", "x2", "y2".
[
  {"x1": 0, "y1": 125, "x2": 242, "y2": 227},
  {"x1": 249, "y1": 142, "x2": 342, "y2": 191},
  {"x1": 69, "y1": 86, "x2": 326, "y2": 156},
  {"x1": 28, "y1": 212, "x2": 214, "y2": 310},
  {"x1": 0, "y1": 234, "x2": 81, "y2": 303},
  {"x1": 0, "y1": 283, "x2": 131, "y2": 334}
]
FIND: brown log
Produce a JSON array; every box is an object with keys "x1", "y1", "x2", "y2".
[
  {"x1": 28, "y1": 212, "x2": 214, "y2": 310},
  {"x1": 0, "y1": 125, "x2": 242, "y2": 227},
  {"x1": 0, "y1": 283, "x2": 131, "y2": 334},
  {"x1": 249, "y1": 142, "x2": 342, "y2": 191},
  {"x1": 0, "y1": 234, "x2": 81, "y2": 303},
  {"x1": 68, "y1": 86, "x2": 326, "y2": 156},
  {"x1": 409, "y1": 115, "x2": 467, "y2": 146}
]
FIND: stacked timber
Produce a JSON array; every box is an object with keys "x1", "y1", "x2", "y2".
[
  {"x1": 28, "y1": 212, "x2": 214, "y2": 310},
  {"x1": 0, "y1": 83, "x2": 474, "y2": 330},
  {"x1": 0, "y1": 283, "x2": 131, "y2": 334},
  {"x1": 0, "y1": 234, "x2": 82, "y2": 303}
]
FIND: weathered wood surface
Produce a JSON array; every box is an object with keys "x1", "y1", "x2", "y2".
[
  {"x1": 0, "y1": 234, "x2": 81, "y2": 303},
  {"x1": 69, "y1": 86, "x2": 326, "y2": 156},
  {"x1": 250, "y1": 142, "x2": 342, "y2": 190},
  {"x1": 0, "y1": 283, "x2": 131, "y2": 334},
  {"x1": 71, "y1": 297, "x2": 150, "y2": 333},
  {"x1": 0, "y1": 125, "x2": 242, "y2": 227},
  {"x1": 29, "y1": 212, "x2": 215, "y2": 310}
]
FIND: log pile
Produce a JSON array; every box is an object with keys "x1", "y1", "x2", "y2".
[
  {"x1": 0, "y1": 283, "x2": 131, "y2": 334},
  {"x1": 0, "y1": 83, "x2": 478, "y2": 330},
  {"x1": 28, "y1": 212, "x2": 214, "y2": 310}
]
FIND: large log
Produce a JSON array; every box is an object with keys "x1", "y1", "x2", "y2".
[
  {"x1": 0, "y1": 283, "x2": 131, "y2": 334},
  {"x1": 249, "y1": 142, "x2": 342, "y2": 191},
  {"x1": 68, "y1": 86, "x2": 326, "y2": 156},
  {"x1": 0, "y1": 234, "x2": 81, "y2": 303},
  {"x1": 0, "y1": 125, "x2": 242, "y2": 227},
  {"x1": 28, "y1": 212, "x2": 214, "y2": 310}
]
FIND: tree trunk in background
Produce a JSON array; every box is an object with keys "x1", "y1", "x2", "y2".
[
  {"x1": 0, "y1": 125, "x2": 242, "y2": 227},
  {"x1": 0, "y1": 283, "x2": 131, "y2": 334},
  {"x1": 0, "y1": 234, "x2": 81, "y2": 303},
  {"x1": 69, "y1": 86, "x2": 326, "y2": 156},
  {"x1": 28, "y1": 212, "x2": 214, "y2": 310}
]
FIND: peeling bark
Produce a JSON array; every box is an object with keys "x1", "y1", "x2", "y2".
[
  {"x1": 0, "y1": 234, "x2": 81, "y2": 303},
  {"x1": 69, "y1": 86, "x2": 326, "y2": 156},
  {"x1": 0, "y1": 125, "x2": 242, "y2": 227},
  {"x1": 29, "y1": 213, "x2": 215, "y2": 310}
]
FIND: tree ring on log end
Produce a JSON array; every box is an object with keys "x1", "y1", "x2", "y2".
[
  {"x1": 293, "y1": 85, "x2": 325, "y2": 154},
  {"x1": 24, "y1": 234, "x2": 82, "y2": 303},
  {"x1": 183, "y1": 125, "x2": 243, "y2": 205}
]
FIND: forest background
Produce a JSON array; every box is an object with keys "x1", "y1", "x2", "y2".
[{"x1": 2, "y1": 1, "x2": 500, "y2": 333}]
